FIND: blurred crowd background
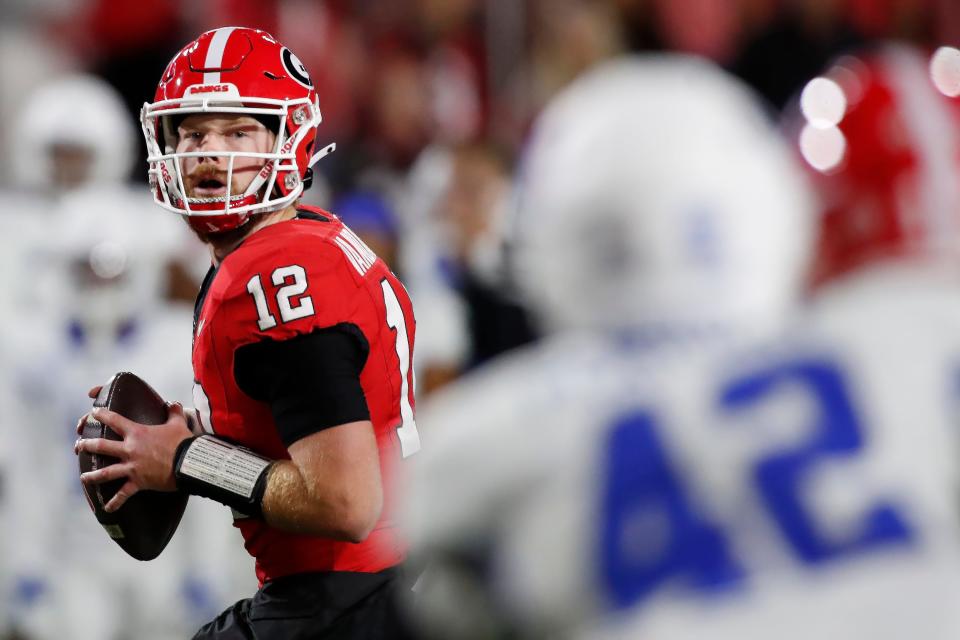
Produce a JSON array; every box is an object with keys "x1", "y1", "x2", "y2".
[{"x1": 0, "y1": 0, "x2": 959, "y2": 638}]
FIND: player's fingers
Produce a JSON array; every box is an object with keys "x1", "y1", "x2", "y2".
[
  {"x1": 90, "y1": 408, "x2": 137, "y2": 436},
  {"x1": 75, "y1": 437, "x2": 125, "y2": 459},
  {"x1": 75, "y1": 414, "x2": 90, "y2": 436},
  {"x1": 80, "y1": 462, "x2": 130, "y2": 486},
  {"x1": 104, "y1": 480, "x2": 139, "y2": 513},
  {"x1": 88, "y1": 385, "x2": 103, "y2": 399}
]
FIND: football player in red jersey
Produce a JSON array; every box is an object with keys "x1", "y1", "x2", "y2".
[{"x1": 74, "y1": 27, "x2": 420, "y2": 639}]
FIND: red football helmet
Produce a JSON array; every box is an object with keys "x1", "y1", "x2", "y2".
[
  {"x1": 788, "y1": 44, "x2": 960, "y2": 289},
  {"x1": 140, "y1": 27, "x2": 335, "y2": 233}
]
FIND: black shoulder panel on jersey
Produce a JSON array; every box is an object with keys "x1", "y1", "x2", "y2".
[
  {"x1": 233, "y1": 324, "x2": 371, "y2": 447},
  {"x1": 194, "y1": 263, "x2": 221, "y2": 334},
  {"x1": 295, "y1": 209, "x2": 330, "y2": 222}
]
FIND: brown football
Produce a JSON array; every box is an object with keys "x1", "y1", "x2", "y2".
[{"x1": 78, "y1": 372, "x2": 189, "y2": 561}]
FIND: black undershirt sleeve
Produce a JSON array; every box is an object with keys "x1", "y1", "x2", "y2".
[{"x1": 233, "y1": 324, "x2": 371, "y2": 447}]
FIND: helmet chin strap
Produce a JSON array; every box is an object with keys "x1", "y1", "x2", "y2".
[
  {"x1": 308, "y1": 143, "x2": 337, "y2": 168},
  {"x1": 302, "y1": 143, "x2": 337, "y2": 191}
]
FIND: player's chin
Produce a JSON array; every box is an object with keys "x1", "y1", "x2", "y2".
[{"x1": 188, "y1": 216, "x2": 257, "y2": 245}]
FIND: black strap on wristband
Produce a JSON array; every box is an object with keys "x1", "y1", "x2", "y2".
[{"x1": 173, "y1": 435, "x2": 275, "y2": 518}]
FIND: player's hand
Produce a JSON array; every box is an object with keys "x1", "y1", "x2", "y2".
[{"x1": 75, "y1": 403, "x2": 193, "y2": 512}]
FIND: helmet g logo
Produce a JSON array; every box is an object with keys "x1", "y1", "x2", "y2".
[{"x1": 281, "y1": 48, "x2": 312, "y2": 88}]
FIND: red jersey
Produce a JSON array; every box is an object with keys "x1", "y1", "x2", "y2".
[{"x1": 191, "y1": 206, "x2": 419, "y2": 583}]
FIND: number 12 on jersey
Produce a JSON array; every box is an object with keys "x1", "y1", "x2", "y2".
[{"x1": 246, "y1": 265, "x2": 315, "y2": 330}]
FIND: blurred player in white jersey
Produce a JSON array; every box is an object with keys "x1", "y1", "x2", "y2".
[
  {"x1": 402, "y1": 52, "x2": 960, "y2": 640},
  {"x1": 0, "y1": 74, "x2": 135, "y2": 323},
  {"x1": 0, "y1": 74, "x2": 205, "y2": 325},
  {"x1": 3, "y1": 194, "x2": 256, "y2": 640}
]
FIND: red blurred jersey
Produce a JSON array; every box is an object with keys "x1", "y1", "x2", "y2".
[{"x1": 191, "y1": 205, "x2": 419, "y2": 583}]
